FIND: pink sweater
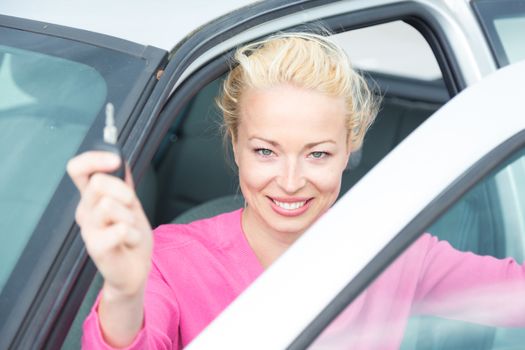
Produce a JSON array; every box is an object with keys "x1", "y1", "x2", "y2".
[{"x1": 82, "y1": 209, "x2": 525, "y2": 349}]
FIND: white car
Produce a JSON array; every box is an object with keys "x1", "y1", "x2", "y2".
[{"x1": 0, "y1": 0, "x2": 524, "y2": 349}]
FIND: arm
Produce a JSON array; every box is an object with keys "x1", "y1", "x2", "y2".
[
  {"x1": 99, "y1": 286, "x2": 145, "y2": 346},
  {"x1": 82, "y1": 260, "x2": 181, "y2": 349},
  {"x1": 414, "y1": 234, "x2": 525, "y2": 326},
  {"x1": 67, "y1": 152, "x2": 178, "y2": 348}
]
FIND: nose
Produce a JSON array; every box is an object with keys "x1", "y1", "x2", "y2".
[{"x1": 277, "y1": 157, "x2": 306, "y2": 193}]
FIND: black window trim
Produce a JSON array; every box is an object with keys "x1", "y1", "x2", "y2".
[{"x1": 289, "y1": 129, "x2": 525, "y2": 349}]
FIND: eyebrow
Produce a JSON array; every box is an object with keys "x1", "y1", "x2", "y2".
[
  {"x1": 248, "y1": 137, "x2": 337, "y2": 149},
  {"x1": 249, "y1": 137, "x2": 279, "y2": 147}
]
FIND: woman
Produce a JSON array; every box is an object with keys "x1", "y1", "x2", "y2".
[{"x1": 68, "y1": 32, "x2": 525, "y2": 349}]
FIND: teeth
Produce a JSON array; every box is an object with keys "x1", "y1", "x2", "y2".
[{"x1": 273, "y1": 200, "x2": 306, "y2": 210}]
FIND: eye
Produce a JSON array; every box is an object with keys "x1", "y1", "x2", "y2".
[
  {"x1": 309, "y1": 151, "x2": 328, "y2": 159},
  {"x1": 256, "y1": 148, "x2": 274, "y2": 157}
]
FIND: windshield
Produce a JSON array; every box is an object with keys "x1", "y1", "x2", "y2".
[
  {"x1": 473, "y1": 0, "x2": 525, "y2": 66},
  {"x1": 0, "y1": 26, "x2": 147, "y2": 292}
]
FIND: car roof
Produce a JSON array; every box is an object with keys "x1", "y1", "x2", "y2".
[{"x1": 1, "y1": 0, "x2": 258, "y2": 51}]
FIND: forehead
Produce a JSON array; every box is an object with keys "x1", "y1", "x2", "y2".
[{"x1": 238, "y1": 84, "x2": 347, "y2": 139}]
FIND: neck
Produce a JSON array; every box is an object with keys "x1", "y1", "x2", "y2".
[{"x1": 241, "y1": 207, "x2": 303, "y2": 269}]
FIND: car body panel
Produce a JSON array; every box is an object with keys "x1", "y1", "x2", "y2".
[{"x1": 187, "y1": 60, "x2": 525, "y2": 350}]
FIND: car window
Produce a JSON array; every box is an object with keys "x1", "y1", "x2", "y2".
[
  {"x1": 0, "y1": 26, "x2": 148, "y2": 293},
  {"x1": 309, "y1": 146, "x2": 525, "y2": 349},
  {"x1": 152, "y1": 19, "x2": 447, "y2": 225},
  {"x1": 493, "y1": 16, "x2": 525, "y2": 63},
  {"x1": 332, "y1": 21, "x2": 442, "y2": 81},
  {"x1": 473, "y1": 0, "x2": 525, "y2": 66}
]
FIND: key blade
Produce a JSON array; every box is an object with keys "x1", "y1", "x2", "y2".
[{"x1": 104, "y1": 102, "x2": 118, "y2": 144}]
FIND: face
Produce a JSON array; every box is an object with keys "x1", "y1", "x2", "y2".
[{"x1": 233, "y1": 84, "x2": 351, "y2": 241}]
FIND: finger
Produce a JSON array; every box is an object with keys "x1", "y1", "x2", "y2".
[
  {"x1": 90, "y1": 196, "x2": 136, "y2": 229},
  {"x1": 82, "y1": 173, "x2": 136, "y2": 211},
  {"x1": 75, "y1": 198, "x2": 88, "y2": 226},
  {"x1": 86, "y1": 223, "x2": 144, "y2": 260},
  {"x1": 67, "y1": 151, "x2": 121, "y2": 192},
  {"x1": 84, "y1": 223, "x2": 129, "y2": 260},
  {"x1": 122, "y1": 226, "x2": 143, "y2": 248}
]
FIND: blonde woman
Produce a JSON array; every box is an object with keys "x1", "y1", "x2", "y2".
[{"x1": 68, "y1": 32, "x2": 525, "y2": 349}]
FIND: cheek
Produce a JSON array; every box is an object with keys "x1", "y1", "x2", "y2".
[
  {"x1": 239, "y1": 167, "x2": 265, "y2": 191},
  {"x1": 310, "y1": 167, "x2": 343, "y2": 192},
  {"x1": 306, "y1": 162, "x2": 346, "y2": 198},
  {"x1": 237, "y1": 154, "x2": 276, "y2": 191}
]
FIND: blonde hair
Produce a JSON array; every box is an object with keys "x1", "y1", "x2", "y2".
[{"x1": 217, "y1": 31, "x2": 379, "y2": 151}]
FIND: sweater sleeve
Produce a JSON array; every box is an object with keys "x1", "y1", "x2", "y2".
[
  {"x1": 81, "y1": 260, "x2": 181, "y2": 349},
  {"x1": 414, "y1": 234, "x2": 525, "y2": 326}
]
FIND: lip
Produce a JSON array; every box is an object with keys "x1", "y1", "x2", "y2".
[{"x1": 267, "y1": 196, "x2": 312, "y2": 217}]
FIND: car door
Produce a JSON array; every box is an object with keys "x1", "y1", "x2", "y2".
[
  {"x1": 185, "y1": 58, "x2": 525, "y2": 350},
  {"x1": 0, "y1": 14, "x2": 168, "y2": 349}
]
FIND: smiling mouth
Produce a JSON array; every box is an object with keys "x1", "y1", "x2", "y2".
[
  {"x1": 272, "y1": 199, "x2": 307, "y2": 210},
  {"x1": 268, "y1": 197, "x2": 312, "y2": 217}
]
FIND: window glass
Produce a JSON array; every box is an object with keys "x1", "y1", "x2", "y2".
[
  {"x1": 473, "y1": 0, "x2": 525, "y2": 66},
  {"x1": 309, "y1": 146, "x2": 525, "y2": 349},
  {"x1": 0, "y1": 26, "x2": 147, "y2": 293},
  {"x1": 494, "y1": 17, "x2": 525, "y2": 64},
  {"x1": 332, "y1": 21, "x2": 442, "y2": 81},
  {"x1": 0, "y1": 46, "x2": 106, "y2": 294},
  {"x1": 330, "y1": 21, "x2": 447, "y2": 199}
]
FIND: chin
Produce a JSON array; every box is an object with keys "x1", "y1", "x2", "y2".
[{"x1": 266, "y1": 215, "x2": 316, "y2": 236}]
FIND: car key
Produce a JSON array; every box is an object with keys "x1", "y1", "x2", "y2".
[{"x1": 91, "y1": 102, "x2": 125, "y2": 180}]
